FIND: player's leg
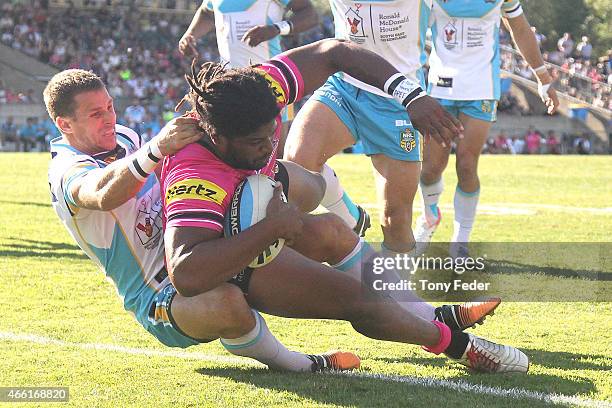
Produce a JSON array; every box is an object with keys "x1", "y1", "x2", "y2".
[
  {"x1": 451, "y1": 103, "x2": 495, "y2": 254},
  {"x1": 246, "y1": 248, "x2": 440, "y2": 345},
  {"x1": 370, "y1": 155, "x2": 420, "y2": 252},
  {"x1": 284, "y1": 79, "x2": 369, "y2": 235},
  {"x1": 160, "y1": 283, "x2": 356, "y2": 371},
  {"x1": 276, "y1": 159, "x2": 326, "y2": 213},
  {"x1": 415, "y1": 100, "x2": 455, "y2": 248},
  {"x1": 245, "y1": 248, "x2": 527, "y2": 373}
]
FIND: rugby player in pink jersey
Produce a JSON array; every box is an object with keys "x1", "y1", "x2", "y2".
[{"x1": 160, "y1": 39, "x2": 529, "y2": 373}]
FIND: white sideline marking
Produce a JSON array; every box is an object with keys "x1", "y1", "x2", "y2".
[
  {"x1": 1, "y1": 331, "x2": 609, "y2": 408},
  {"x1": 360, "y1": 203, "x2": 612, "y2": 216},
  {"x1": 340, "y1": 371, "x2": 611, "y2": 408}
]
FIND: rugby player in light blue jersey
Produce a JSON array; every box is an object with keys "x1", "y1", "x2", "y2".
[
  {"x1": 284, "y1": 0, "x2": 463, "y2": 255},
  {"x1": 45, "y1": 69, "x2": 359, "y2": 372},
  {"x1": 416, "y1": 0, "x2": 559, "y2": 258},
  {"x1": 179, "y1": 0, "x2": 319, "y2": 149}
]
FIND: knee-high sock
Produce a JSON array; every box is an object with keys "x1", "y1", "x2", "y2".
[
  {"x1": 420, "y1": 178, "x2": 444, "y2": 224},
  {"x1": 221, "y1": 310, "x2": 314, "y2": 372},
  {"x1": 331, "y1": 238, "x2": 435, "y2": 321},
  {"x1": 452, "y1": 186, "x2": 480, "y2": 243},
  {"x1": 320, "y1": 163, "x2": 360, "y2": 229}
]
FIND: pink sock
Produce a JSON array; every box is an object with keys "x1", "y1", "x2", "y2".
[{"x1": 421, "y1": 320, "x2": 451, "y2": 355}]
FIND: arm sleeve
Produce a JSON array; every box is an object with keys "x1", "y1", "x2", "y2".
[
  {"x1": 163, "y1": 161, "x2": 230, "y2": 233},
  {"x1": 254, "y1": 54, "x2": 305, "y2": 107}
]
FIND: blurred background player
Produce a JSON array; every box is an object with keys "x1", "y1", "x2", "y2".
[
  {"x1": 417, "y1": 0, "x2": 560, "y2": 257},
  {"x1": 45, "y1": 69, "x2": 358, "y2": 373},
  {"x1": 284, "y1": 0, "x2": 463, "y2": 254},
  {"x1": 178, "y1": 0, "x2": 319, "y2": 151}
]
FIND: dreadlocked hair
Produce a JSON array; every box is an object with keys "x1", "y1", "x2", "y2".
[{"x1": 177, "y1": 60, "x2": 281, "y2": 139}]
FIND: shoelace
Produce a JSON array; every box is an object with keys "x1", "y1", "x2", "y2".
[{"x1": 466, "y1": 341, "x2": 500, "y2": 372}]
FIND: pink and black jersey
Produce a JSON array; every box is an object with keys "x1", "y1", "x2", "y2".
[{"x1": 161, "y1": 54, "x2": 304, "y2": 233}]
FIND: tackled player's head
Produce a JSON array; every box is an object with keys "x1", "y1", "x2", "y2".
[
  {"x1": 179, "y1": 61, "x2": 280, "y2": 170},
  {"x1": 44, "y1": 69, "x2": 117, "y2": 153}
]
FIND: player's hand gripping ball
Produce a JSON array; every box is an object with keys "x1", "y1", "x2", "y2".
[{"x1": 224, "y1": 174, "x2": 286, "y2": 267}]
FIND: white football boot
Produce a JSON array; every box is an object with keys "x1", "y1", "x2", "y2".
[{"x1": 454, "y1": 334, "x2": 529, "y2": 373}]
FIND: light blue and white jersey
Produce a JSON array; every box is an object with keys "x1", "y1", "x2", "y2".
[
  {"x1": 205, "y1": 0, "x2": 290, "y2": 67},
  {"x1": 330, "y1": 0, "x2": 433, "y2": 98},
  {"x1": 48, "y1": 124, "x2": 167, "y2": 322},
  {"x1": 428, "y1": 0, "x2": 523, "y2": 100}
]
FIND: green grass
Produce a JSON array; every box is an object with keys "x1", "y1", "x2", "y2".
[{"x1": 0, "y1": 153, "x2": 611, "y2": 407}]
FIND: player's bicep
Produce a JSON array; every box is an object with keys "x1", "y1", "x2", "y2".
[{"x1": 164, "y1": 225, "x2": 221, "y2": 271}]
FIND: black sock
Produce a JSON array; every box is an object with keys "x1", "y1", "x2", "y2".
[
  {"x1": 434, "y1": 305, "x2": 461, "y2": 331},
  {"x1": 444, "y1": 331, "x2": 469, "y2": 359}
]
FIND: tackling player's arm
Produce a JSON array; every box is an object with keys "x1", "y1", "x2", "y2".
[
  {"x1": 165, "y1": 184, "x2": 303, "y2": 297},
  {"x1": 69, "y1": 117, "x2": 201, "y2": 211},
  {"x1": 179, "y1": 3, "x2": 216, "y2": 57},
  {"x1": 241, "y1": 0, "x2": 319, "y2": 47},
  {"x1": 281, "y1": 39, "x2": 463, "y2": 146},
  {"x1": 503, "y1": 14, "x2": 560, "y2": 114}
]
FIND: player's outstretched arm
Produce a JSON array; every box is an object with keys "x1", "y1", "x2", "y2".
[
  {"x1": 179, "y1": 5, "x2": 215, "y2": 57},
  {"x1": 69, "y1": 117, "x2": 201, "y2": 211},
  {"x1": 241, "y1": 0, "x2": 318, "y2": 47},
  {"x1": 504, "y1": 14, "x2": 560, "y2": 114},
  {"x1": 166, "y1": 184, "x2": 303, "y2": 297},
  {"x1": 281, "y1": 39, "x2": 463, "y2": 146}
]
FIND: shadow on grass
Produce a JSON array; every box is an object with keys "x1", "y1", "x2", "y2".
[
  {"x1": 0, "y1": 200, "x2": 50, "y2": 208},
  {"x1": 371, "y1": 348, "x2": 611, "y2": 372},
  {"x1": 196, "y1": 366, "x2": 595, "y2": 407},
  {"x1": 0, "y1": 237, "x2": 85, "y2": 260}
]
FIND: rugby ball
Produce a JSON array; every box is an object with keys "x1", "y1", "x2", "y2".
[{"x1": 224, "y1": 174, "x2": 286, "y2": 268}]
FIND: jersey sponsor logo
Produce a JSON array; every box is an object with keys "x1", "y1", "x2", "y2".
[
  {"x1": 400, "y1": 129, "x2": 416, "y2": 152},
  {"x1": 135, "y1": 197, "x2": 162, "y2": 249},
  {"x1": 437, "y1": 77, "x2": 454, "y2": 88},
  {"x1": 345, "y1": 6, "x2": 366, "y2": 43},
  {"x1": 255, "y1": 69, "x2": 287, "y2": 105},
  {"x1": 395, "y1": 119, "x2": 411, "y2": 127},
  {"x1": 443, "y1": 21, "x2": 459, "y2": 49},
  {"x1": 165, "y1": 178, "x2": 227, "y2": 205}
]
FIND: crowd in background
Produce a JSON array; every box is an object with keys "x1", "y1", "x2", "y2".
[
  {"x1": 482, "y1": 127, "x2": 593, "y2": 155},
  {"x1": 0, "y1": 1, "x2": 608, "y2": 153},
  {"x1": 500, "y1": 28, "x2": 611, "y2": 110}
]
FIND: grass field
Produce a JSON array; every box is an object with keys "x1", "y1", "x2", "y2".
[{"x1": 0, "y1": 153, "x2": 610, "y2": 407}]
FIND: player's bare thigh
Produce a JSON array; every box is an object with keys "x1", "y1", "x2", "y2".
[
  {"x1": 370, "y1": 154, "x2": 420, "y2": 252},
  {"x1": 284, "y1": 100, "x2": 355, "y2": 171},
  {"x1": 170, "y1": 283, "x2": 255, "y2": 340}
]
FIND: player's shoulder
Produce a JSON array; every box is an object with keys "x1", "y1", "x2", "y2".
[
  {"x1": 115, "y1": 124, "x2": 141, "y2": 151},
  {"x1": 256, "y1": 55, "x2": 304, "y2": 105}
]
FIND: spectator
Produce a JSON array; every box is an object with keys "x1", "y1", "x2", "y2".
[
  {"x1": 494, "y1": 131, "x2": 511, "y2": 154},
  {"x1": 18, "y1": 118, "x2": 38, "y2": 152},
  {"x1": 510, "y1": 135, "x2": 525, "y2": 154},
  {"x1": 557, "y1": 33, "x2": 574, "y2": 58},
  {"x1": 1, "y1": 116, "x2": 19, "y2": 150},
  {"x1": 546, "y1": 130, "x2": 560, "y2": 154},
  {"x1": 576, "y1": 36, "x2": 592, "y2": 60},
  {"x1": 575, "y1": 135, "x2": 592, "y2": 154},
  {"x1": 525, "y1": 126, "x2": 541, "y2": 154},
  {"x1": 531, "y1": 26, "x2": 546, "y2": 50},
  {"x1": 123, "y1": 98, "x2": 146, "y2": 127}
]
